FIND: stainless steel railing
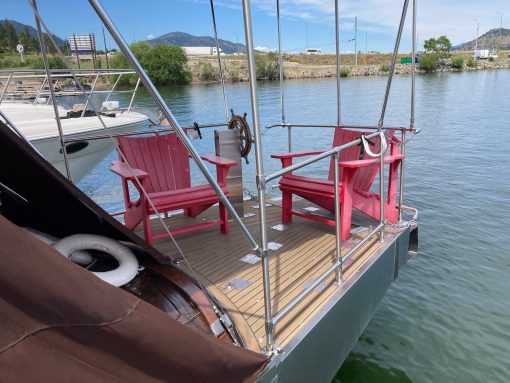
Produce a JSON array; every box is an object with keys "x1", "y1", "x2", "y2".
[
  {"x1": 0, "y1": 69, "x2": 141, "y2": 109},
  {"x1": 261, "y1": 130, "x2": 387, "y2": 351}
]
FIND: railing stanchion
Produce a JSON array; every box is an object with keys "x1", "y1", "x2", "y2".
[
  {"x1": 398, "y1": 129, "x2": 406, "y2": 221},
  {"x1": 242, "y1": 0, "x2": 274, "y2": 352},
  {"x1": 33, "y1": 75, "x2": 47, "y2": 104},
  {"x1": 105, "y1": 72, "x2": 123, "y2": 102},
  {"x1": 333, "y1": 152, "x2": 342, "y2": 283},
  {"x1": 81, "y1": 72, "x2": 101, "y2": 117},
  {"x1": 127, "y1": 77, "x2": 140, "y2": 112},
  {"x1": 379, "y1": 136, "x2": 385, "y2": 242},
  {"x1": 0, "y1": 73, "x2": 13, "y2": 105},
  {"x1": 31, "y1": 0, "x2": 72, "y2": 181}
]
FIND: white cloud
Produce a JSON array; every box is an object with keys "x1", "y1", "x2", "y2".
[
  {"x1": 255, "y1": 45, "x2": 275, "y2": 52},
  {"x1": 215, "y1": 0, "x2": 509, "y2": 46},
  {"x1": 146, "y1": 34, "x2": 155, "y2": 40}
]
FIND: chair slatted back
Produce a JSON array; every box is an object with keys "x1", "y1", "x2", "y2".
[
  {"x1": 117, "y1": 133, "x2": 190, "y2": 194},
  {"x1": 328, "y1": 129, "x2": 394, "y2": 192}
]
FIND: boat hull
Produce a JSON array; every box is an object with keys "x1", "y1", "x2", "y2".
[
  {"x1": 257, "y1": 226, "x2": 416, "y2": 383},
  {"x1": 32, "y1": 120, "x2": 146, "y2": 182}
]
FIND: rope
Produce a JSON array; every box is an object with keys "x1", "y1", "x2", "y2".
[
  {"x1": 361, "y1": 131, "x2": 387, "y2": 157},
  {"x1": 209, "y1": 0, "x2": 229, "y2": 120}
]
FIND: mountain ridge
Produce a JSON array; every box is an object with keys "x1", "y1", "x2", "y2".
[
  {"x1": 453, "y1": 28, "x2": 510, "y2": 50},
  {"x1": 147, "y1": 32, "x2": 247, "y2": 54},
  {"x1": 0, "y1": 19, "x2": 65, "y2": 46}
]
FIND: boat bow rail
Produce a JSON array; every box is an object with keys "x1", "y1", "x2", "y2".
[{"x1": 10, "y1": 2, "x2": 420, "y2": 377}]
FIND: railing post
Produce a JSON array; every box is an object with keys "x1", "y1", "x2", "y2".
[
  {"x1": 242, "y1": 0, "x2": 274, "y2": 352},
  {"x1": 33, "y1": 75, "x2": 47, "y2": 104},
  {"x1": 31, "y1": 0, "x2": 72, "y2": 181},
  {"x1": 105, "y1": 72, "x2": 123, "y2": 102},
  {"x1": 127, "y1": 77, "x2": 140, "y2": 112},
  {"x1": 333, "y1": 152, "x2": 342, "y2": 283},
  {"x1": 0, "y1": 73, "x2": 13, "y2": 105},
  {"x1": 81, "y1": 72, "x2": 101, "y2": 117},
  {"x1": 379, "y1": 136, "x2": 385, "y2": 242}
]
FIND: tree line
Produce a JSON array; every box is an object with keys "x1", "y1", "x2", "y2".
[{"x1": 0, "y1": 20, "x2": 67, "y2": 54}]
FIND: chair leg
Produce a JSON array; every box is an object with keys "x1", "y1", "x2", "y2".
[
  {"x1": 219, "y1": 202, "x2": 228, "y2": 234},
  {"x1": 282, "y1": 191, "x2": 293, "y2": 223},
  {"x1": 142, "y1": 213, "x2": 152, "y2": 245}
]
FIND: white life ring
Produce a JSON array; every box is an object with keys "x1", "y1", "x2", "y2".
[
  {"x1": 24, "y1": 228, "x2": 93, "y2": 265},
  {"x1": 53, "y1": 234, "x2": 139, "y2": 287}
]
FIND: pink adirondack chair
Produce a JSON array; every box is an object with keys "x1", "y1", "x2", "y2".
[
  {"x1": 111, "y1": 133, "x2": 237, "y2": 244},
  {"x1": 271, "y1": 129, "x2": 404, "y2": 240}
]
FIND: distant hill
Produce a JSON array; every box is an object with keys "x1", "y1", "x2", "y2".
[
  {"x1": 454, "y1": 28, "x2": 510, "y2": 50},
  {"x1": 147, "y1": 32, "x2": 247, "y2": 54},
  {"x1": 0, "y1": 19, "x2": 65, "y2": 46}
]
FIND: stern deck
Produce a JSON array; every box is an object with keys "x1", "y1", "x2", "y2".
[{"x1": 137, "y1": 199, "x2": 399, "y2": 352}]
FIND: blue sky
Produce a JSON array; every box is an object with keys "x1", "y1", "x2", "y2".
[{"x1": 2, "y1": 0, "x2": 509, "y2": 53}]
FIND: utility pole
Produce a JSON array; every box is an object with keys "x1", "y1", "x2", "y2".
[
  {"x1": 102, "y1": 26, "x2": 109, "y2": 69},
  {"x1": 305, "y1": 22, "x2": 308, "y2": 51},
  {"x1": 497, "y1": 12, "x2": 503, "y2": 50},
  {"x1": 354, "y1": 16, "x2": 358, "y2": 66},
  {"x1": 473, "y1": 18, "x2": 479, "y2": 51},
  {"x1": 365, "y1": 31, "x2": 368, "y2": 53}
]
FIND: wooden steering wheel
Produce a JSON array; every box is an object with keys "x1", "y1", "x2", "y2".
[{"x1": 228, "y1": 109, "x2": 252, "y2": 164}]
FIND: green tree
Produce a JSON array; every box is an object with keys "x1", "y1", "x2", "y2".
[
  {"x1": 144, "y1": 45, "x2": 191, "y2": 85},
  {"x1": 0, "y1": 23, "x2": 7, "y2": 53},
  {"x1": 110, "y1": 42, "x2": 191, "y2": 85},
  {"x1": 423, "y1": 35, "x2": 452, "y2": 58},
  {"x1": 418, "y1": 54, "x2": 438, "y2": 72},
  {"x1": 18, "y1": 26, "x2": 31, "y2": 52},
  {"x1": 256, "y1": 52, "x2": 279, "y2": 80},
  {"x1": 4, "y1": 21, "x2": 18, "y2": 52}
]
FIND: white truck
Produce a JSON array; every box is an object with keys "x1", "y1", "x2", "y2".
[
  {"x1": 183, "y1": 46, "x2": 224, "y2": 56},
  {"x1": 473, "y1": 49, "x2": 489, "y2": 59}
]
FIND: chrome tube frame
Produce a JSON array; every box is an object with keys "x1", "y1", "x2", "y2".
[
  {"x1": 265, "y1": 131, "x2": 380, "y2": 183},
  {"x1": 105, "y1": 72, "x2": 123, "y2": 102},
  {"x1": 335, "y1": 0, "x2": 341, "y2": 126},
  {"x1": 377, "y1": 0, "x2": 410, "y2": 240},
  {"x1": 81, "y1": 71, "x2": 101, "y2": 117},
  {"x1": 275, "y1": 0, "x2": 289, "y2": 152},
  {"x1": 31, "y1": 0, "x2": 72, "y2": 181},
  {"x1": 62, "y1": 121, "x2": 229, "y2": 144},
  {"x1": 0, "y1": 74, "x2": 13, "y2": 105},
  {"x1": 266, "y1": 122, "x2": 414, "y2": 132},
  {"x1": 88, "y1": 0, "x2": 259, "y2": 252},
  {"x1": 333, "y1": 152, "x2": 342, "y2": 283},
  {"x1": 127, "y1": 77, "x2": 140, "y2": 112},
  {"x1": 0, "y1": 73, "x2": 13, "y2": 104},
  {"x1": 241, "y1": 0, "x2": 274, "y2": 352},
  {"x1": 32, "y1": 76, "x2": 47, "y2": 104},
  {"x1": 399, "y1": 0, "x2": 417, "y2": 221}
]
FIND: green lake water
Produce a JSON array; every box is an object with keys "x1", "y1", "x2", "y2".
[{"x1": 79, "y1": 69, "x2": 510, "y2": 382}]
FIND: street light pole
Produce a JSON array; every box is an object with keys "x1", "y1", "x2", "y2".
[
  {"x1": 497, "y1": 12, "x2": 503, "y2": 46},
  {"x1": 473, "y1": 18, "x2": 479, "y2": 51}
]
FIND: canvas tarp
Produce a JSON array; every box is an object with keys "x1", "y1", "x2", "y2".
[{"x1": 0, "y1": 215, "x2": 267, "y2": 382}]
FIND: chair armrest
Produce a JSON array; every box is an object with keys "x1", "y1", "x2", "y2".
[
  {"x1": 200, "y1": 155, "x2": 237, "y2": 168},
  {"x1": 110, "y1": 160, "x2": 148, "y2": 180},
  {"x1": 340, "y1": 154, "x2": 404, "y2": 169},
  {"x1": 200, "y1": 155, "x2": 237, "y2": 185},
  {"x1": 271, "y1": 150, "x2": 325, "y2": 160}
]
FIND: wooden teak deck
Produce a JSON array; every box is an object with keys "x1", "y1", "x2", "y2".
[{"x1": 137, "y1": 199, "x2": 387, "y2": 352}]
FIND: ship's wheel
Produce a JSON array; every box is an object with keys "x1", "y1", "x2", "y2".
[{"x1": 228, "y1": 109, "x2": 252, "y2": 164}]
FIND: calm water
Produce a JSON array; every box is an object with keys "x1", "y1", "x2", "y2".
[{"x1": 80, "y1": 70, "x2": 510, "y2": 382}]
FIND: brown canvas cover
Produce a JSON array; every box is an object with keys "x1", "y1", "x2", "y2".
[{"x1": 0, "y1": 215, "x2": 267, "y2": 382}]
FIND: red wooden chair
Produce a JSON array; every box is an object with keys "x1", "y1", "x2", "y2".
[
  {"x1": 111, "y1": 133, "x2": 237, "y2": 244},
  {"x1": 271, "y1": 129, "x2": 404, "y2": 240}
]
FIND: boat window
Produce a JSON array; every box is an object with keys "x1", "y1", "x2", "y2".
[{"x1": 60, "y1": 141, "x2": 89, "y2": 155}]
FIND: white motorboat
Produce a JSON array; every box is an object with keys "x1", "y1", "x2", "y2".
[{"x1": 0, "y1": 69, "x2": 149, "y2": 182}]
